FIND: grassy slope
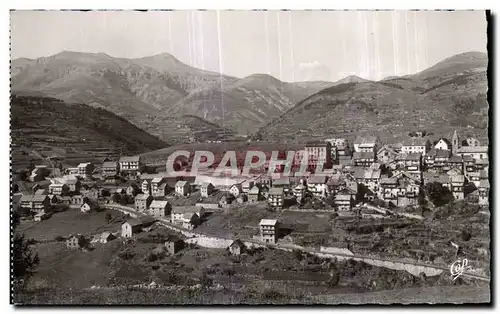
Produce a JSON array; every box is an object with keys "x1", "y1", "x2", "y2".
[{"x1": 11, "y1": 95, "x2": 168, "y2": 168}]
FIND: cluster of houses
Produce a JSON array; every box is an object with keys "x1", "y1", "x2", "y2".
[{"x1": 252, "y1": 130, "x2": 490, "y2": 211}]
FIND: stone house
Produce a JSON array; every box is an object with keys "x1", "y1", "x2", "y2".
[
  {"x1": 149, "y1": 200, "x2": 172, "y2": 218},
  {"x1": 126, "y1": 183, "x2": 141, "y2": 196},
  {"x1": 181, "y1": 212, "x2": 201, "y2": 230},
  {"x1": 102, "y1": 161, "x2": 119, "y2": 177},
  {"x1": 175, "y1": 181, "x2": 190, "y2": 196},
  {"x1": 141, "y1": 180, "x2": 151, "y2": 195},
  {"x1": 134, "y1": 194, "x2": 153, "y2": 212},
  {"x1": 165, "y1": 239, "x2": 184, "y2": 255},
  {"x1": 229, "y1": 184, "x2": 242, "y2": 198},
  {"x1": 19, "y1": 194, "x2": 51, "y2": 214},
  {"x1": 248, "y1": 186, "x2": 260, "y2": 203},
  {"x1": 66, "y1": 234, "x2": 88, "y2": 249},
  {"x1": 334, "y1": 194, "x2": 353, "y2": 211},
  {"x1": 121, "y1": 219, "x2": 144, "y2": 238},
  {"x1": 259, "y1": 219, "x2": 279, "y2": 244},
  {"x1": 200, "y1": 182, "x2": 214, "y2": 197},
  {"x1": 49, "y1": 183, "x2": 69, "y2": 196},
  {"x1": 228, "y1": 239, "x2": 246, "y2": 256},
  {"x1": 268, "y1": 187, "x2": 284, "y2": 210}
]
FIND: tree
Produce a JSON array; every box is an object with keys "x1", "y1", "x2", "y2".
[
  {"x1": 12, "y1": 211, "x2": 39, "y2": 292},
  {"x1": 111, "y1": 192, "x2": 121, "y2": 203},
  {"x1": 105, "y1": 213, "x2": 112, "y2": 223},
  {"x1": 425, "y1": 182, "x2": 454, "y2": 207}
]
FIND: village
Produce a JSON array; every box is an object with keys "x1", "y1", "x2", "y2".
[{"x1": 12, "y1": 129, "x2": 490, "y2": 287}]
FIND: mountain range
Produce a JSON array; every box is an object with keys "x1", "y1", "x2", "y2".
[
  {"x1": 257, "y1": 51, "x2": 489, "y2": 144},
  {"x1": 11, "y1": 51, "x2": 332, "y2": 139},
  {"x1": 11, "y1": 50, "x2": 489, "y2": 147}
]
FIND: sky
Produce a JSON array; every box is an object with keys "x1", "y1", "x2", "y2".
[{"x1": 10, "y1": 10, "x2": 488, "y2": 82}]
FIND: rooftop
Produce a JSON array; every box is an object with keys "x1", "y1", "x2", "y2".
[
  {"x1": 269, "y1": 187, "x2": 284, "y2": 195},
  {"x1": 119, "y1": 156, "x2": 141, "y2": 162},
  {"x1": 150, "y1": 200, "x2": 170, "y2": 208},
  {"x1": 102, "y1": 161, "x2": 117, "y2": 168},
  {"x1": 307, "y1": 176, "x2": 327, "y2": 184},
  {"x1": 457, "y1": 146, "x2": 488, "y2": 154},
  {"x1": 354, "y1": 136, "x2": 378, "y2": 145},
  {"x1": 259, "y1": 219, "x2": 278, "y2": 226},
  {"x1": 151, "y1": 177, "x2": 164, "y2": 184},
  {"x1": 401, "y1": 137, "x2": 428, "y2": 146}
]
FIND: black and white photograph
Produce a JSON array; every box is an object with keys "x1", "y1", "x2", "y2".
[{"x1": 9, "y1": 9, "x2": 491, "y2": 305}]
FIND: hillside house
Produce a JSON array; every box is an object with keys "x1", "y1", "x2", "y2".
[
  {"x1": 259, "y1": 219, "x2": 279, "y2": 244},
  {"x1": 248, "y1": 186, "x2": 260, "y2": 203},
  {"x1": 426, "y1": 149, "x2": 451, "y2": 172},
  {"x1": 77, "y1": 163, "x2": 94, "y2": 178},
  {"x1": 181, "y1": 212, "x2": 201, "y2": 230},
  {"x1": 121, "y1": 219, "x2": 144, "y2": 238},
  {"x1": 256, "y1": 175, "x2": 272, "y2": 189},
  {"x1": 219, "y1": 193, "x2": 234, "y2": 208},
  {"x1": 141, "y1": 180, "x2": 151, "y2": 195},
  {"x1": 474, "y1": 159, "x2": 489, "y2": 172},
  {"x1": 457, "y1": 146, "x2": 488, "y2": 161},
  {"x1": 338, "y1": 156, "x2": 355, "y2": 169},
  {"x1": 65, "y1": 179, "x2": 81, "y2": 193},
  {"x1": 271, "y1": 177, "x2": 291, "y2": 194},
  {"x1": 80, "y1": 199, "x2": 99, "y2": 213},
  {"x1": 34, "y1": 188, "x2": 48, "y2": 195},
  {"x1": 326, "y1": 176, "x2": 345, "y2": 195},
  {"x1": 134, "y1": 194, "x2": 153, "y2": 212},
  {"x1": 12, "y1": 193, "x2": 23, "y2": 214},
  {"x1": 34, "y1": 212, "x2": 50, "y2": 222},
  {"x1": 59, "y1": 196, "x2": 71, "y2": 206},
  {"x1": 102, "y1": 161, "x2": 119, "y2": 177},
  {"x1": 401, "y1": 137, "x2": 429, "y2": 156},
  {"x1": 354, "y1": 136, "x2": 379, "y2": 154},
  {"x1": 380, "y1": 174, "x2": 420, "y2": 207},
  {"x1": 423, "y1": 173, "x2": 451, "y2": 190},
  {"x1": 149, "y1": 200, "x2": 172, "y2": 218},
  {"x1": 104, "y1": 175, "x2": 120, "y2": 185},
  {"x1": 268, "y1": 187, "x2": 284, "y2": 210},
  {"x1": 29, "y1": 165, "x2": 50, "y2": 182},
  {"x1": 70, "y1": 195, "x2": 85, "y2": 208},
  {"x1": 447, "y1": 155, "x2": 464, "y2": 173},
  {"x1": 161, "y1": 239, "x2": 183, "y2": 255},
  {"x1": 463, "y1": 155, "x2": 476, "y2": 173},
  {"x1": 236, "y1": 194, "x2": 248, "y2": 204},
  {"x1": 165, "y1": 239, "x2": 184, "y2": 255},
  {"x1": 434, "y1": 138, "x2": 452, "y2": 151},
  {"x1": 119, "y1": 156, "x2": 143, "y2": 174},
  {"x1": 334, "y1": 194, "x2": 354, "y2": 211},
  {"x1": 19, "y1": 194, "x2": 51, "y2": 214},
  {"x1": 478, "y1": 179, "x2": 490, "y2": 205},
  {"x1": 450, "y1": 175, "x2": 466, "y2": 200},
  {"x1": 304, "y1": 141, "x2": 332, "y2": 167},
  {"x1": 466, "y1": 137, "x2": 481, "y2": 147},
  {"x1": 241, "y1": 180, "x2": 254, "y2": 193},
  {"x1": 126, "y1": 183, "x2": 140, "y2": 196},
  {"x1": 229, "y1": 184, "x2": 243, "y2": 198},
  {"x1": 228, "y1": 239, "x2": 246, "y2": 256},
  {"x1": 293, "y1": 181, "x2": 307, "y2": 202},
  {"x1": 150, "y1": 177, "x2": 165, "y2": 197},
  {"x1": 353, "y1": 152, "x2": 375, "y2": 168},
  {"x1": 377, "y1": 145, "x2": 398, "y2": 165},
  {"x1": 49, "y1": 183, "x2": 69, "y2": 196},
  {"x1": 307, "y1": 176, "x2": 328, "y2": 198},
  {"x1": 175, "y1": 181, "x2": 190, "y2": 196},
  {"x1": 66, "y1": 234, "x2": 88, "y2": 249},
  {"x1": 171, "y1": 206, "x2": 205, "y2": 224},
  {"x1": 100, "y1": 231, "x2": 116, "y2": 243},
  {"x1": 395, "y1": 153, "x2": 422, "y2": 173},
  {"x1": 80, "y1": 185, "x2": 99, "y2": 200},
  {"x1": 466, "y1": 171, "x2": 486, "y2": 188},
  {"x1": 361, "y1": 169, "x2": 381, "y2": 194},
  {"x1": 325, "y1": 138, "x2": 350, "y2": 158},
  {"x1": 200, "y1": 182, "x2": 214, "y2": 197}
]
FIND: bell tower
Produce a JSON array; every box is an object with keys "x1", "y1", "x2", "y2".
[{"x1": 452, "y1": 130, "x2": 460, "y2": 155}]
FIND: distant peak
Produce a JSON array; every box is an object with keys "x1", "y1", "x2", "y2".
[{"x1": 243, "y1": 73, "x2": 282, "y2": 83}]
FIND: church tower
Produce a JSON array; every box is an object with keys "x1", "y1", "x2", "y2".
[{"x1": 452, "y1": 130, "x2": 460, "y2": 155}]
